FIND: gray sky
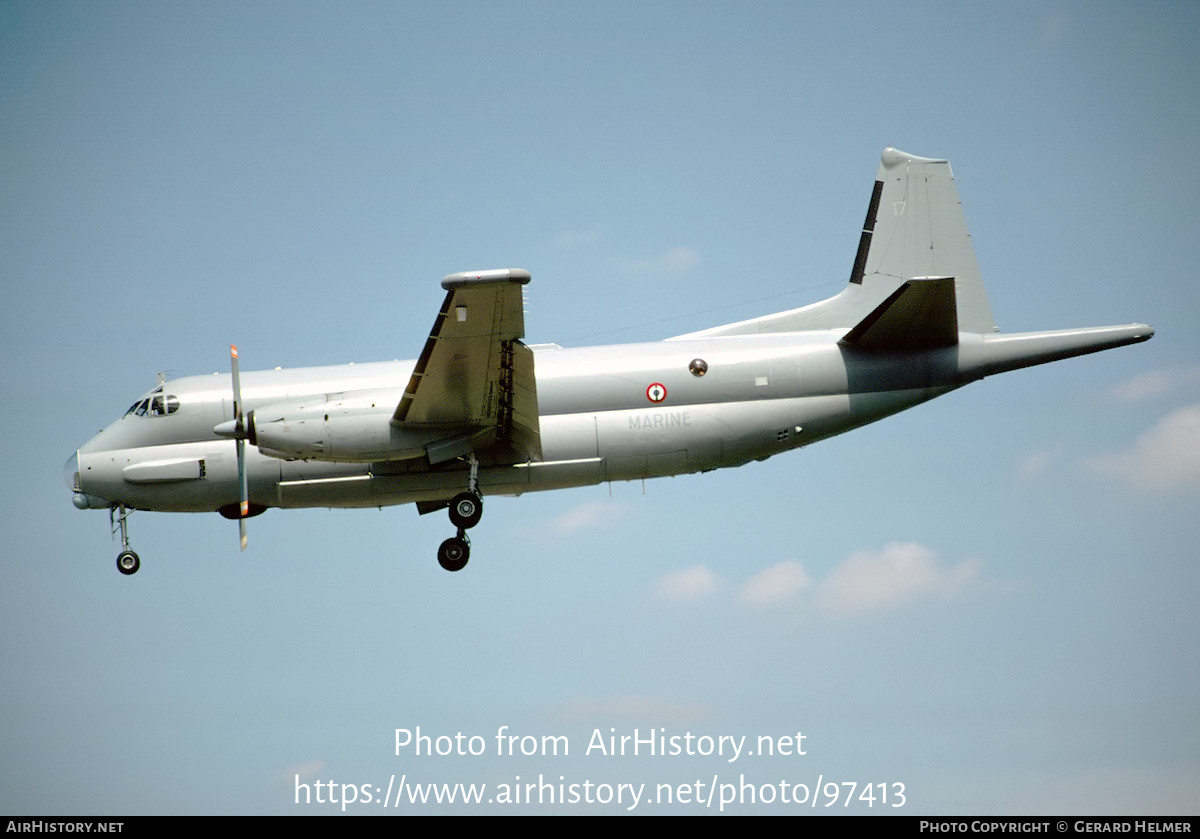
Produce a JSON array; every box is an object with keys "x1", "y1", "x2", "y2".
[{"x1": 3, "y1": 0, "x2": 1197, "y2": 815}]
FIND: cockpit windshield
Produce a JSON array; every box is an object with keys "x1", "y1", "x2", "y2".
[{"x1": 123, "y1": 386, "x2": 180, "y2": 418}]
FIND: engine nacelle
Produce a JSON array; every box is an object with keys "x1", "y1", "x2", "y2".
[{"x1": 247, "y1": 390, "x2": 454, "y2": 462}]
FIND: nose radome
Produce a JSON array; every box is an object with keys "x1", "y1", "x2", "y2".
[{"x1": 63, "y1": 451, "x2": 79, "y2": 492}]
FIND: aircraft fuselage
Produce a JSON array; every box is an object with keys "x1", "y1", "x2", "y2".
[{"x1": 69, "y1": 332, "x2": 962, "y2": 516}]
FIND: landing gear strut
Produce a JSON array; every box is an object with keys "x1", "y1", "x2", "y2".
[
  {"x1": 111, "y1": 504, "x2": 140, "y2": 576},
  {"x1": 438, "y1": 456, "x2": 482, "y2": 571}
]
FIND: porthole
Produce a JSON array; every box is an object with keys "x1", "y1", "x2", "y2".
[{"x1": 689, "y1": 358, "x2": 708, "y2": 377}]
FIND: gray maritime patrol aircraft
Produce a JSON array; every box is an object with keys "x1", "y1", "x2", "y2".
[{"x1": 65, "y1": 148, "x2": 1154, "y2": 575}]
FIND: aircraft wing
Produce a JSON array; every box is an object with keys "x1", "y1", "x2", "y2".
[{"x1": 393, "y1": 269, "x2": 541, "y2": 465}]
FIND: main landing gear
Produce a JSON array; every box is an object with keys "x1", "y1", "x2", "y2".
[
  {"x1": 437, "y1": 530, "x2": 471, "y2": 572},
  {"x1": 111, "y1": 504, "x2": 140, "y2": 576},
  {"x1": 437, "y1": 458, "x2": 483, "y2": 572}
]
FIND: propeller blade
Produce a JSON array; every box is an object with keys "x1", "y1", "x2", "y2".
[
  {"x1": 230, "y1": 345, "x2": 249, "y2": 551},
  {"x1": 237, "y1": 437, "x2": 248, "y2": 551},
  {"x1": 230, "y1": 345, "x2": 243, "y2": 434}
]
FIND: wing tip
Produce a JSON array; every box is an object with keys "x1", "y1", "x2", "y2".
[{"x1": 442, "y1": 268, "x2": 532, "y2": 289}]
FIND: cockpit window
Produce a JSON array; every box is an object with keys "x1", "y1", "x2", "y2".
[
  {"x1": 124, "y1": 399, "x2": 149, "y2": 417},
  {"x1": 124, "y1": 392, "x2": 180, "y2": 418},
  {"x1": 149, "y1": 395, "x2": 180, "y2": 416}
]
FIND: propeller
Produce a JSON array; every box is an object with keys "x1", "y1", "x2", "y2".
[{"x1": 229, "y1": 345, "x2": 249, "y2": 551}]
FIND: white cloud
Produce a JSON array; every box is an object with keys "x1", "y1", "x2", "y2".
[
  {"x1": 1085, "y1": 404, "x2": 1200, "y2": 491},
  {"x1": 555, "y1": 694, "x2": 713, "y2": 725},
  {"x1": 1110, "y1": 367, "x2": 1200, "y2": 402},
  {"x1": 616, "y1": 246, "x2": 702, "y2": 276},
  {"x1": 281, "y1": 760, "x2": 326, "y2": 783},
  {"x1": 547, "y1": 501, "x2": 626, "y2": 536},
  {"x1": 736, "y1": 560, "x2": 812, "y2": 606},
  {"x1": 816, "y1": 542, "x2": 984, "y2": 615},
  {"x1": 656, "y1": 246, "x2": 702, "y2": 273},
  {"x1": 553, "y1": 228, "x2": 602, "y2": 248},
  {"x1": 658, "y1": 546, "x2": 988, "y2": 615},
  {"x1": 1018, "y1": 450, "x2": 1052, "y2": 480},
  {"x1": 653, "y1": 564, "x2": 722, "y2": 601}
]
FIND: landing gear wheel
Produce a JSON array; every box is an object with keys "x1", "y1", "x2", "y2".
[
  {"x1": 437, "y1": 536, "x2": 470, "y2": 572},
  {"x1": 116, "y1": 550, "x2": 140, "y2": 576},
  {"x1": 448, "y1": 491, "x2": 483, "y2": 530}
]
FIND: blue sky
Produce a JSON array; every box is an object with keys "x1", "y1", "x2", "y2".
[{"x1": 2, "y1": 0, "x2": 1197, "y2": 815}]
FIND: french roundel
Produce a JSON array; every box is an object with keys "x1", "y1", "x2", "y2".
[{"x1": 646, "y1": 382, "x2": 667, "y2": 403}]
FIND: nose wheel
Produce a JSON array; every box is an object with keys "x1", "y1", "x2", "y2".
[
  {"x1": 111, "y1": 504, "x2": 140, "y2": 576},
  {"x1": 116, "y1": 550, "x2": 140, "y2": 575}
]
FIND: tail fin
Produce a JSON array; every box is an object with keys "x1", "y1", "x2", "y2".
[{"x1": 674, "y1": 148, "x2": 997, "y2": 339}]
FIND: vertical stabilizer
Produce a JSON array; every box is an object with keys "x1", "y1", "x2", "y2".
[
  {"x1": 673, "y1": 148, "x2": 997, "y2": 339},
  {"x1": 864, "y1": 148, "x2": 995, "y2": 334}
]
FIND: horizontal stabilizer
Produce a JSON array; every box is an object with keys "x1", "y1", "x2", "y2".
[
  {"x1": 960, "y1": 324, "x2": 1155, "y2": 378},
  {"x1": 841, "y1": 276, "x2": 959, "y2": 350}
]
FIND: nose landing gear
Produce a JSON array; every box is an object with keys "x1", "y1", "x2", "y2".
[{"x1": 111, "y1": 504, "x2": 140, "y2": 576}]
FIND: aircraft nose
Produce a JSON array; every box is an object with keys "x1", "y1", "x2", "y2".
[{"x1": 66, "y1": 450, "x2": 109, "y2": 509}]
